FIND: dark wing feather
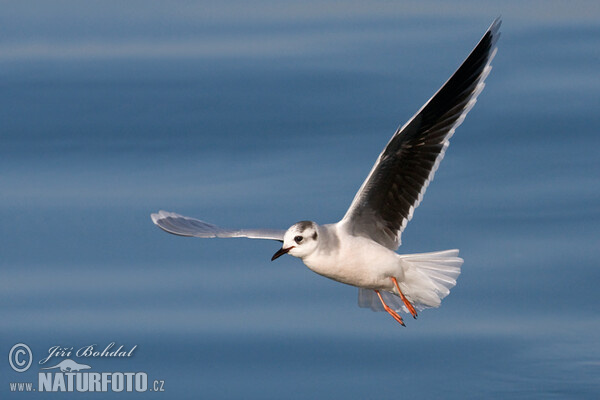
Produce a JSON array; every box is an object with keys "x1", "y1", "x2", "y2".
[{"x1": 341, "y1": 18, "x2": 501, "y2": 250}]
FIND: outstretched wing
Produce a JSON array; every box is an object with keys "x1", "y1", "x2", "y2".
[
  {"x1": 151, "y1": 210, "x2": 285, "y2": 241},
  {"x1": 341, "y1": 18, "x2": 501, "y2": 250}
]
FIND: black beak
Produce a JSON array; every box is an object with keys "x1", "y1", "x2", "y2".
[{"x1": 271, "y1": 246, "x2": 293, "y2": 261}]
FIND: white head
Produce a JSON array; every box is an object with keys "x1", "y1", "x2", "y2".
[{"x1": 271, "y1": 221, "x2": 319, "y2": 261}]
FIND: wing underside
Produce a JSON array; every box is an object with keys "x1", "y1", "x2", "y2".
[{"x1": 151, "y1": 210, "x2": 285, "y2": 241}]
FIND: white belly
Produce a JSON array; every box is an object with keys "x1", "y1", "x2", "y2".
[{"x1": 301, "y1": 234, "x2": 402, "y2": 290}]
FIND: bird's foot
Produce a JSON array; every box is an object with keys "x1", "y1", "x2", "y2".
[
  {"x1": 391, "y1": 277, "x2": 418, "y2": 319},
  {"x1": 375, "y1": 290, "x2": 405, "y2": 327}
]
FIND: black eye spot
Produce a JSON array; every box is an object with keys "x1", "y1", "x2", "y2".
[
  {"x1": 312, "y1": 232, "x2": 318, "y2": 240},
  {"x1": 294, "y1": 235, "x2": 303, "y2": 244}
]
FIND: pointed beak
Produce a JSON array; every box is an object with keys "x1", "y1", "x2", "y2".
[{"x1": 271, "y1": 246, "x2": 293, "y2": 261}]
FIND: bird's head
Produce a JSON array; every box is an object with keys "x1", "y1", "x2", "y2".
[{"x1": 271, "y1": 221, "x2": 319, "y2": 261}]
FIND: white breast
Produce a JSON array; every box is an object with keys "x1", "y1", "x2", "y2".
[{"x1": 301, "y1": 224, "x2": 402, "y2": 289}]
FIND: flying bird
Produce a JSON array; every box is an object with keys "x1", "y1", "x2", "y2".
[{"x1": 152, "y1": 19, "x2": 501, "y2": 326}]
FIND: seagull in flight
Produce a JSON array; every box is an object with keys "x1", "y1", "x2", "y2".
[{"x1": 152, "y1": 19, "x2": 501, "y2": 326}]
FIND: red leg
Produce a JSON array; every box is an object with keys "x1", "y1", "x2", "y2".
[
  {"x1": 375, "y1": 290, "x2": 405, "y2": 327},
  {"x1": 391, "y1": 277, "x2": 417, "y2": 319}
]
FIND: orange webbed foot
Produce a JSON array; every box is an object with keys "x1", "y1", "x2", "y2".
[
  {"x1": 375, "y1": 290, "x2": 406, "y2": 327},
  {"x1": 391, "y1": 277, "x2": 418, "y2": 319}
]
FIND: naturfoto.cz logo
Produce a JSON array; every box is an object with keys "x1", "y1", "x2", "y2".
[{"x1": 7, "y1": 342, "x2": 165, "y2": 393}]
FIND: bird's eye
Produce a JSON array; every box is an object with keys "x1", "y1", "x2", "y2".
[{"x1": 294, "y1": 236, "x2": 303, "y2": 244}]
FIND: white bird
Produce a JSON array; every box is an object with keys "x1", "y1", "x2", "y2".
[{"x1": 152, "y1": 19, "x2": 501, "y2": 326}]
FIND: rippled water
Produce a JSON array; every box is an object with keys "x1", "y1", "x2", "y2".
[{"x1": 2, "y1": 2, "x2": 599, "y2": 399}]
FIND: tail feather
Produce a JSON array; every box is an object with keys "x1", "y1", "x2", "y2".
[
  {"x1": 400, "y1": 249, "x2": 463, "y2": 310},
  {"x1": 358, "y1": 249, "x2": 463, "y2": 314}
]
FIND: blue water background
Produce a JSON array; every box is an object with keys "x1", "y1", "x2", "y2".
[{"x1": 1, "y1": 1, "x2": 599, "y2": 398}]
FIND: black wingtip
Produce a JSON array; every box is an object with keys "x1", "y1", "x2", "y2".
[
  {"x1": 491, "y1": 16, "x2": 502, "y2": 30},
  {"x1": 488, "y1": 17, "x2": 502, "y2": 46}
]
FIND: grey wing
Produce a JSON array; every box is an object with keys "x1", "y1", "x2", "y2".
[
  {"x1": 341, "y1": 18, "x2": 501, "y2": 250},
  {"x1": 151, "y1": 210, "x2": 285, "y2": 241}
]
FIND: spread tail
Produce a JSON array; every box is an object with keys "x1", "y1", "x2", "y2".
[{"x1": 358, "y1": 249, "x2": 463, "y2": 314}]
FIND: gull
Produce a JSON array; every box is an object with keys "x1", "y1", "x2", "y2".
[{"x1": 152, "y1": 19, "x2": 501, "y2": 326}]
